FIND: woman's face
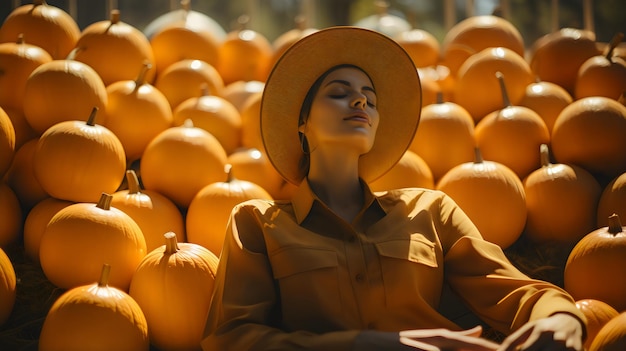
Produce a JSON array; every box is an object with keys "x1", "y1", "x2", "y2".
[{"x1": 301, "y1": 66, "x2": 379, "y2": 155}]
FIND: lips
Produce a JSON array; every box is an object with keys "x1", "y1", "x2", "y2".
[{"x1": 344, "y1": 111, "x2": 371, "y2": 126}]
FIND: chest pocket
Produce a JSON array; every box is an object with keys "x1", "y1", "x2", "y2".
[{"x1": 375, "y1": 234, "x2": 439, "y2": 268}]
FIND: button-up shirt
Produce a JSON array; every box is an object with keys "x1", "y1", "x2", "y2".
[{"x1": 201, "y1": 179, "x2": 584, "y2": 351}]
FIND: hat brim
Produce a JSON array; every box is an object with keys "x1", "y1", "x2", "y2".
[{"x1": 261, "y1": 26, "x2": 422, "y2": 185}]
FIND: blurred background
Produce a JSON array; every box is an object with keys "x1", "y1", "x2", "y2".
[{"x1": 1, "y1": 0, "x2": 624, "y2": 48}]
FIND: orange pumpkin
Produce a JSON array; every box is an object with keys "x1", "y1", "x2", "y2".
[
  {"x1": 0, "y1": 0, "x2": 80, "y2": 59},
  {"x1": 270, "y1": 15, "x2": 317, "y2": 70},
  {"x1": 140, "y1": 119, "x2": 228, "y2": 208},
  {"x1": 436, "y1": 148, "x2": 526, "y2": 249},
  {"x1": 453, "y1": 47, "x2": 534, "y2": 122},
  {"x1": 523, "y1": 144, "x2": 602, "y2": 244},
  {"x1": 73, "y1": 9, "x2": 156, "y2": 86},
  {"x1": 518, "y1": 80, "x2": 573, "y2": 134},
  {"x1": 474, "y1": 72, "x2": 550, "y2": 180},
  {"x1": 597, "y1": 172, "x2": 626, "y2": 228},
  {"x1": 0, "y1": 246, "x2": 16, "y2": 326},
  {"x1": 221, "y1": 80, "x2": 265, "y2": 113},
  {"x1": 129, "y1": 232, "x2": 219, "y2": 351},
  {"x1": 239, "y1": 91, "x2": 264, "y2": 151},
  {"x1": 22, "y1": 197, "x2": 73, "y2": 263},
  {"x1": 143, "y1": 0, "x2": 226, "y2": 42},
  {"x1": 0, "y1": 106, "x2": 15, "y2": 177},
  {"x1": 0, "y1": 182, "x2": 22, "y2": 248},
  {"x1": 551, "y1": 96, "x2": 626, "y2": 181},
  {"x1": 39, "y1": 193, "x2": 147, "y2": 290},
  {"x1": 576, "y1": 299, "x2": 620, "y2": 350},
  {"x1": 369, "y1": 150, "x2": 434, "y2": 191},
  {"x1": 172, "y1": 86, "x2": 242, "y2": 155},
  {"x1": 33, "y1": 108, "x2": 127, "y2": 203},
  {"x1": 227, "y1": 147, "x2": 289, "y2": 200},
  {"x1": 589, "y1": 311, "x2": 626, "y2": 351},
  {"x1": 39, "y1": 264, "x2": 149, "y2": 351},
  {"x1": 111, "y1": 170, "x2": 186, "y2": 252},
  {"x1": 394, "y1": 28, "x2": 440, "y2": 68},
  {"x1": 575, "y1": 32, "x2": 626, "y2": 101},
  {"x1": 186, "y1": 165, "x2": 272, "y2": 256},
  {"x1": 409, "y1": 95, "x2": 475, "y2": 183},
  {"x1": 564, "y1": 214, "x2": 626, "y2": 312},
  {"x1": 102, "y1": 62, "x2": 173, "y2": 163},
  {"x1": 23, "y1": 58, "x2": 108, "y2": 135},
  {"x1": 5, "y1": 138, "x2": 48, "y2": 212},
  {"x1": 154, "y1": 58, "x2": 225, "y2": 110},
  {"x1": 0, "y1": 34, "x2": 52, "y2": 111},
  {"x1": 3, "y1": 106, "x2": 37, "y2": 150}
]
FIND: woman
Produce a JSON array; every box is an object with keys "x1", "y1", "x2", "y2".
[{"x1": 201, "y1": 27, "x2": 585, "y2": 351}]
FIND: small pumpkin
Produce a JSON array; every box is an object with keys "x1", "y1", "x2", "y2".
[
  {"x1": 518, "y1": 79, "x2": 573, "y2": 135},
  {"x1": 394, "y1": 28, "x2": 440, "y2": 69},
  {"x1": 4, "y1": 138, "x2": 48, "y2": 212},
  {"x1": 597, "y1": 171, "x2": 626, "y2": 228},
  {"x1": 575, "y1": 299, "x2": 620, "y2": 350},
  {"x1": 0, "y1": 106, "x2": 15, "y2": 177},
  {"x1": 369, "y1": 150, "x2": 434, "y2": 191},
  {"x1": 22, "y1": 197, "x2": 73, "y2": 263},
  {"x1": 575, "y1": 32, "x2": 626, "y2": 101},
  {"x1": 129, "y1": 232, "x2": 219, "y2": 351},
  {"x1": 221, "y1": 80, "x2": 265, "y2": 113},
  {"x1": 0, "y1": 182, "x2": 22, "y2": 248},
  {"x1": 589, "y1": 311, "x2": 626, "y2": 351},
  {"x1": 239, "y1": 91, "x2": 264, "y2": 151},
  {"x1": 39, "y1": 264, "x2": 149, "y2": 351},
  {"x1": 0, "y1": 246, "x2": 16, "y2": 326},
  {"x1": 39, "y1": 192, "x2": 147, "y2": 290}
]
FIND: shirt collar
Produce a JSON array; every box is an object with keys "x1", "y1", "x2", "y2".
[{"x1": 291, "y1": 177, "x2": 381, "y2": 224}]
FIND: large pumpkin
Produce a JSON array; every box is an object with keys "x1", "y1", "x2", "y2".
[
  {"x1": 186, "y1": 165, "x2": 272, "y2": 256},
  {"x1": 436, "y1": 148, "x2": 527, "y2": 249},
  {"x1": 394, "y1": 28, "x2": 440, "y2": 69},
  {"x1": 575, "y1": 33, "x2": 626, "y2": 101},
  {"x1": 0, "y1": 106, "x2": 15, "y2": 177},
  {"x1": 154, "y1": 59, "x2": 224, "y2": 110},
  {"x1": 226, "y1": 147, "x2": 289, "y2": 200},
  {"x1": 518, "y1": 80, "x2": 573, "y2": 134},
  {"x1": 597, "y1": 172, "x2": 626, "y2": 228},
  {"x1": 0, "y1": 182, "x2": 22, "y2": 248},
  {"x1": 564, "y1": 214, "x2": 626, "y2": 312},
  {"x1": 33, "y1": 108, "x2": 127, "y2": 203},
  {"x1": 39, "y1": 264, "x2": 149, "y2": 351},
  {"x1": 4, "y1": 138, "x2": 48, "y2": 212},
  {"x1": 0, "y1": 246, "x2": 16, "y2": 326},
  {"x1": 0, "y1": 0, "x2": 80, "y2": 59},
  {"x1": 129, "y1": 232, "x2": 219, "y2": 351},
  {"x1": 369, "y1": 150, "x2": 434, "y2": 191},
  {"x1": 22, "y1": 197, "x2": 73, "y2": 263},
  {"x1": 221, "y1": 80, "x2": 265, "y2": 113},
  {"x1": 589, "y1": 311, "x2": 626, "y2": 351},
  {"x1": 576, "y1": 299, "x2": 620, "y2": 350},
  {"x1": 523, "y1": 144, "x2": 602, "y2": 245},
  {"x1": 39, "y1": 193, "x2": 147, "y2": 290}
]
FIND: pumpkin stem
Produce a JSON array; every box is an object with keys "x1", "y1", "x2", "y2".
[
  {"x1": 225, "y1": 164, "x2": 234, "y2": 182},
  {"x1": 16, "y1": 33, "x2": 24, "y2": 45},
  {"x1": 607, "y1": 213, "x2": 623, "y2": 234},
  {"x1": 86, "y1": 107, "x2": 99, "y2": 126},
  {"x1": 473, "y1": 147, "x2": 484, "y2": 164},
  {"x1": 98, "y1": 264, "x2": 112, "y2": 287},
  {"x1": 605, "y1": 32, "x2": 624, "y2": 61},
  {"x1": 183, "y1": 118, "x2": 194, "y2": 128},
  {"x1": 125, "y1": 170, "x2": 142, "y2": 194},
  {"x1": 134, "y1": 61, "x2": 152, "y2": 90},
  {"x1": 496, "y1": 71, "x2": 511, "y2": 107},
  {"x1": 33, "y1": 0, "x2": 45, "y2": 6},
  {"x1": 436, "y1": 91, "x2": 444, "y2": 104},
  {"x1": 164, "y1": 232, "x2": 179, "y2": 254},
  {"x1": 540, "y1": 144, "x2": 551, "y2": 167},
  {"x1": 96, "y1": 192, "x2": 113, "y2": 210},
  {"x1": 109, "y1": 9, "x2": 121, "y2": 25}
]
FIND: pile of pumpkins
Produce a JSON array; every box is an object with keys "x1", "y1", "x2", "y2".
[{"x1": 0, "y1": 0, "x2": 625, "y2": 350}]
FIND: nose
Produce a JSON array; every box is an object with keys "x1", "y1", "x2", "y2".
[{"x1": 352, "y1": 93, "x2": 367, "y2": 109}]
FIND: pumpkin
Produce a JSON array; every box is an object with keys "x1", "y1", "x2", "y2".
[
  {"x1": 0, "y1": 33, "x2": 52, "y2": 111},
  {"x1": 597, "y1": 172, "x2": 626, "y2": 228},
  {"x1": 140, "y1": 119, "x2": 228, "y2": 208},
  {"x1": 0, "y1": 246, "x2": 16, "y2": 326},
  {"x1": 369, "y1": 150, "x2": 434, "y2": 191},
  {"x1": 3, "y1": 105, "x2": 37, "y2": 150},
  {"x1": 102, "y1": 62, "x2": 173, "y2": 163},
  {"x1": 416, "y1": 71, "x2": 442, "y2": 108},
  {"x1": 441, "y1": 15, "x2": 525, "y2": 76},
  {"x1": 221, "y1": 80, "x2": 265, "y2": 113},
  {"x1": 33, "y1": 107, "x2": 127, "y2": 203},
  {"x1": 575, "y1": 32, "x2": 626, "y2": 101},
  {"x1": 453, "y1": 47, "x2": 534, "y2": 123},
  {"x1": 143, "y1": 0, "x2": 226, "y2": 42},
  {"x1": 22, "y1": 196, "x2": 73, "y2": 263},
  {"x1": 227, "y1": 147, "x2": 296, "y2": 200},
  {"x1": 23, "y1": 57, "x2": 108, "y2": 135},
  {"x1": 216, "y1": 15, "x2": 273, "y2": 85},
  {"x1": 564, "y1": 214, "x2": 626, "y2": 312},
  {"x1": 0, "y1": 182, "x2": 22, "y2": 248},
  {"x1": 409, "y1": 94, "x2": 475, "y2": 183},
  {"x1": 270, "y1": 15, "x2": 317, "y2": 70},
  {"x1": 523, "y1": 144, "x2": 602, "y2": 244},
  {"x1": 575, "y1": 299, "x2": 620, "y2": 350},
  {"x1": 527, "y1": 28, "x2": 600, "y2": 96},
  {"x1": 129, "y1": 232, "x2": 219, "y2": 351},
  {"x1": 154, "y1": 58, "x2": 224, "y2": 110},
  {"x1": 149, "y1": 8, "x2": 221, "y2": 78},
  {"x1": 111, "y1": 170, "x2": 186, "y2": 252},
  {"x1": 239, "y1": 91, "x2": 264, "y2": 151},
  {"x1": 551, "y1": 96, "x2": 626, "y2": 181},
  {"x1": 39, "y1": 192, "x2": 147, "y2": 290},
  {"x1": 5, "y1": 138, "x2": 48, "y2": 212},
  {"x1": 518, "y1": 79, "x2": 573, "y2": 134},
  {"x1": 0, "y1": 0, "x2": 80, "y2": 59},
  {"x1": 186, "y1": 165, "x2": 273, "y2": 256},
  {"x1": 39, "y1": 264, "x2": 149, "y2": 351},
  {"x1": 0, "y1": 106, "x2": 15, "y2": 177},
  {"x1": 394, "y1": 28, "x2": 440, "y2": 69},
  {"x1": 436, "y1": 148, "x2": 527, "y2": 249},
  {"x1": 474, "y1": 72, "x2": 550, "y2": 180},
  {"x1": 172, "y1": 86, "x2": 242, "y2": 155},
  {"x1": 589, "y1": 311, "x2": 626, "y2": 351}
]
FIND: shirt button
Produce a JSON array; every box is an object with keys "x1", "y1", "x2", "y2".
[{"x1": 355, "y1": 273, "x2": 364, "y2": 282}]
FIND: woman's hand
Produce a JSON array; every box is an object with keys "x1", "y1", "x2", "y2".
[
  {"x1": 399, "y1": 325, "x2": 500, "y2": 351},
  {"x1": 497, "y1": 313, "x2": 585, "y2": 351}
]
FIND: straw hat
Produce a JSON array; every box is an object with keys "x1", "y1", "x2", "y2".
[{"x1": 261, "y1": 26, "x2": 422, "y2": 185}]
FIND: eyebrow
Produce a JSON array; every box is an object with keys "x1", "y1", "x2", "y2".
[{"x1": 324, "y1": 79, "x2": 376, "y2": 95}]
